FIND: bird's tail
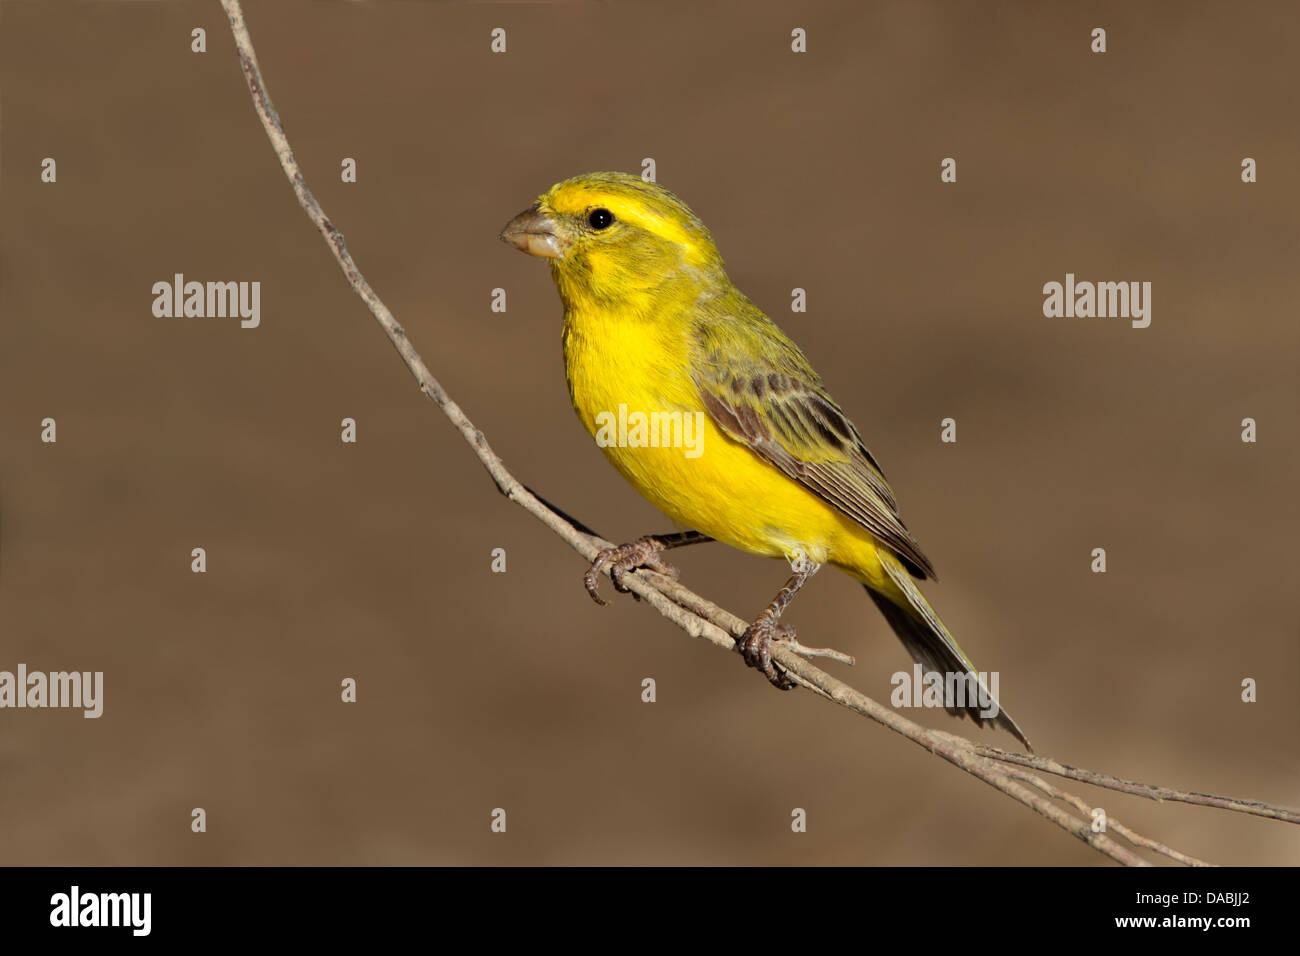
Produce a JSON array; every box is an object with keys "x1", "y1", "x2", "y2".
[{"x1": 865, "y1": 555, "x2": 1032, "y2": 751}]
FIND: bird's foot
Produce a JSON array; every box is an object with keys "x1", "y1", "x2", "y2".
[
  {"x1": 584, "y1": 536, "x2": 681, "y2": 606},
  {"x1": 737, "y1": 614, "x2": 798, "y2": 690}
]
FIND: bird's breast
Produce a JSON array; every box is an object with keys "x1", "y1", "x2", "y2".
[
  {"x1": 562, "y1": 305, "x2": 694, "y2": 430},
  {"x1": 559, "y1": 305, "x2": 856, "y2": 564}
]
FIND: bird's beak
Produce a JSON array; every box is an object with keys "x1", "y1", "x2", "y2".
[{"x1": 499, "y1": 205, "x2": 569, "y2": 259}]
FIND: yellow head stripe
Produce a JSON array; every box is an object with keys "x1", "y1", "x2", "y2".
[{"x1": 540, "y1": 172, "x2": 715, "y2": 257}]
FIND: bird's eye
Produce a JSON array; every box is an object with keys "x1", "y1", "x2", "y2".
[{"x1": 588, "y1": 208, "x2": 615, "y2": 230}]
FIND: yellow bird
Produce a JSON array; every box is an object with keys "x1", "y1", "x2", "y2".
[{"x1": 501, "y1": 171, "x2": 1030, "y2": 750}]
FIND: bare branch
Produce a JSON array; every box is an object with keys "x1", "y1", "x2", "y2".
[
  {"x1": 972, "y1": 745, "x2": 1300, "y2": 825},
  {"x1": 993, "y1": 761, "x2": 1213, "y2": 866},
  {"x1": 220, "y1": 0, "x2": 1298, "y2": 866}
]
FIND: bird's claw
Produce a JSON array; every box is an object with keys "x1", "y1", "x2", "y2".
[
  {"x1": 584, "y1": 537, "x2": 681, "y2": 606},
  {"x1": 737, "y1": 616, "x2": 798, "y2": 690}
]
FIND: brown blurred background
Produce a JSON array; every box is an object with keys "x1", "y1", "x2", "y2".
[{"x1": 1, "y1": 0, "x2": 1296, "y2": 865}]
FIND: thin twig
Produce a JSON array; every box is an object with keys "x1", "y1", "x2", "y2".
[
  {"x1": 220, "y1": 0, "x2": 1298, "y2": 866},
  {"x1": 973, "y1": 745, "x2": 1300, "y2": 825},
  {"x1": 993, "y1": 762, "x2": 1213, "y2": 866}
]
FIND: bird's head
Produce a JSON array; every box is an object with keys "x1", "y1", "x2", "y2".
[{"x1": 500, "y1": 171, "x2": 726, "y2": 311}]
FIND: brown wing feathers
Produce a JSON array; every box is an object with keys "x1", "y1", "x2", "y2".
[{"x1": 696, "y1": 367, "x2": 936, "y2": 580}]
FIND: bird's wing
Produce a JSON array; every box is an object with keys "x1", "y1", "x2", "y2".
[{"x1": 692, "y1": 339, "x2": 936, "y2": 580}]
